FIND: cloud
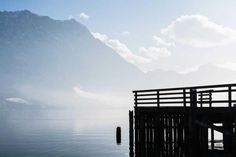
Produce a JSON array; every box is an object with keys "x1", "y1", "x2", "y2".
[
  {"x1": 73, "y1": 86, "x2": 126, "y2": 105},
  {"x1": 73, "y1": 86, "x2": 102, "y2": 100},
  {"x1": 161, "y1": 15, "x2": 236, "y2": 47},
  {"x1": 17, "y1": 85, "x2": 128, "y2": 108},
  {"x1": 92, "y1": 32, "x2": 172, "y2": 72},
  {"x1": 91, "y1": 32, "x2": 108, "y2": 41},
  {"x1": 152, "y1": 36, "x2": 174, "y2": 47},
  {"x1": 5, "y1": 97, "x2": 30, "y2": 104},
  {"x1": 92, "y1": 32, "x2": 150, "y2": 64},
  {"x1": 139, "y1": 46, "x2": 171, "y2": 60},
  {"x1": 106, "y1": 39, "x2": 150, "y2": 64},
  {"x1": 79, "y1": 12, "x2": 90, "y2": 20},
  {"x1": 121, "y1": 31, "x2": 130, "y2": 36},
  {"x1": 174, "y1": 65, "x2": 200, "y2": 74},
  {"x1": 217, "y1": 62, "x2": 236, "y2": 72}
]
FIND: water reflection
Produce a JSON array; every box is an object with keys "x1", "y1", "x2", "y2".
[{"x1": 0, "y1": 109, "x2": 128, "y2": 157}]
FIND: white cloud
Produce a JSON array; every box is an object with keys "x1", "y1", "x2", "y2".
[
  {"x1": 139, "y1": 46, "x2": 171, "y2": 60},
  {"x1": 73, "y1": 86, "x2": 102, "y2": 100},
  {"x1": 121, "y1": 31, "x2": 130, "y2": 36},
  {"x1": 161, "y1": 15, "x2": 236, "y2": 47},
  {"x1": 91, "y1": 32, "x2": 172, "y2": 72},
  {"x1": 91, "y1": 32, "x2": 108, "y2": 41},
  {"x1": 18, "y1": 85, "x2": 128, "y2": 108},
  {"x1": 79, "y1": 12, "x2": 90, "y2": 20},
  {"x1": 174, "y1": 65, "x2": 200, "y2": 74},
  {"x1": 217, "y1": 62, "x2": 236, "y2": 72},
  {"x1": 92, "y1": 32, "x2": 150, "y2": 64},
  {"x1": 107, "y1": 39, "x2": 150, "y2": 64},
  {"x1": 152, "y1": 36, "x2": 174, "y2": 47},
  {"x1": 73, "y1": 86, "x2": 127, "y2": 105},
  {"x1": 5, "y1": 97, "x2": 30, "y2": 104}
]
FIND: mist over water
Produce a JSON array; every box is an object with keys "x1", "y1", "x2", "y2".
[{"x1": 0, "y1": 108, "x2": 129, "y2": 157}]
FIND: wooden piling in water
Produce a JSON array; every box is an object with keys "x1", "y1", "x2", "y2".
[
  {"x1": 129, "y1": 111, "x2": 134, "y2": 157},
  {"x1": 116, "y1": 126, "x2": 121, "y2": 144}
]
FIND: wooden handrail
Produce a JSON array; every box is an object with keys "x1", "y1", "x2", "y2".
[
  {"x1": 133, "y1": 83, "x2": 236, "y2": 93},
  {"x1": 133, "y1": 83, "x2": 236, "y2": 108}
]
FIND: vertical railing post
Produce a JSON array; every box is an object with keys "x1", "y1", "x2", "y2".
[
  {"x1": 183, "y1": 89, "x2": 186, "y2": 107},
  {"x1": 200, "y1": 92, "x2": 203, "y2": 107},
  {"x1": 229, "y1": 86, "x2": 232, "y2": 109},
  {"x1": 190, "y1": 88, "x2": 197, "y2": 108},
  {"x1": 134, "y1": 92, "x2": 137, "y2": 107},
  {"x1": 209, "y1": 91, "x2": 212, "y2": 107},
  {"x1": 157, "y1": 90, "x2": 160, "y2": 107}
]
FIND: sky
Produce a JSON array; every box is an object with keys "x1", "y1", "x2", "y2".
[{"x1": 1, "y1": 0, "x2": 236, "y2": 73}]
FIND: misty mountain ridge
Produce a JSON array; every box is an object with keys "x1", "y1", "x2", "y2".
[
  {"x1": 0, "y1": 10, "x2": 235, "y2": 109},
  {"x1": 0, "y1": 10, "x2": 142, "y2": 89}
]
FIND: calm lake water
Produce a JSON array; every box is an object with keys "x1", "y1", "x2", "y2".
[{"x1": 0, "y1": 109, "x2": 129, "y2": 157}]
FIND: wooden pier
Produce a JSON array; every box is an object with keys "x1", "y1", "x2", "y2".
[{"x1": 129, "y1": 83, "x2": 236, "y2": 157}]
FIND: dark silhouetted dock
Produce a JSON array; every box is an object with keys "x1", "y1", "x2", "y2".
[{"x1": 129, "y1": 83, "x2": 236, "y2": 157}]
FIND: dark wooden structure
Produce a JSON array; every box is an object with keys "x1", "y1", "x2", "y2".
[
  {"x1": 116, "y1": 126, "x2": 121, "y2": 144},
  {"x1": 129, "y1": 83, "x2": 236, "y2": 157}
]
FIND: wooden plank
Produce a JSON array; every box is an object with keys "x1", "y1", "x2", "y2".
[
  {"x1": 135, "y1": 110, "x2": 140, "y2": 157},
  {"x1": 146, "y1": 115, "x2": 150, "y2": 157},
  {"x1": 154, "y1": 114, "x2": 158, "y2": 157},
  {"x1": 137, "y1": 100, "x2": 236, "y2": 104},
  {"x1": 180, "y1": 114, "x2": 184, "y2": 157},
  {"x1": 165, "y1": 114, "x2": 168, "y2": 157},
  {"x1": 161, "y1": 114, "x2": 165, "y2": 157},
  {"x1": 129, "y1": 111, "x2": 134, "y2": 157},
  {"x1": 140, "y1": 114, "x2": 145, "y2": 157},
  {"x1": 174, "y1": 114, "x2": 177, "y2": 157},
  {"x1": 211, "y1": 127, "x2": 214, "y2": 150},
  {"x1": 169, "y1": 114, "x2": 173, "y2": 157}
]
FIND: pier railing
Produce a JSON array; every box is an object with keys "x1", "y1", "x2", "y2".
[{"x1": 133, "y1": 83, "x2": 236, "y2": 108}]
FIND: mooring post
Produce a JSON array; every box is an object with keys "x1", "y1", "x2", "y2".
[{"x1": 116, "y1": 126, "x2": 121, "y2": 144}]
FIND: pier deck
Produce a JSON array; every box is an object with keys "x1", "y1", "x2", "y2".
[{"x1": 129, "y1": 83, "x2": 236, "y2": 157}]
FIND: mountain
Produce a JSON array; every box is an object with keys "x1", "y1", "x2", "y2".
[{"x1": 0, "y1": 10, "x2": 142, "y2": 94}]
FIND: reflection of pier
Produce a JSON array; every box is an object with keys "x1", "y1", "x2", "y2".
[{"x1": 129, "y1": 84, "x2": 236, "y2": 157}]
